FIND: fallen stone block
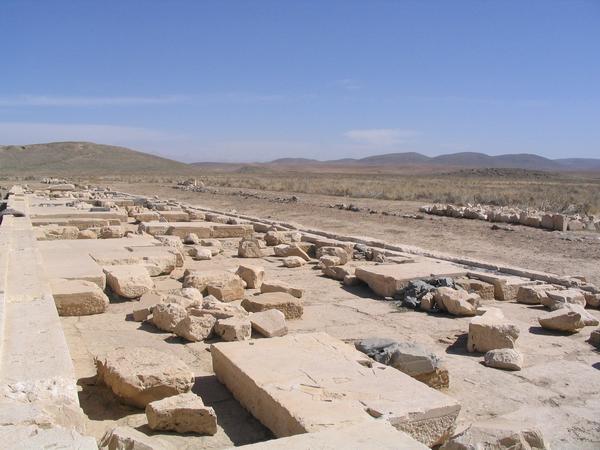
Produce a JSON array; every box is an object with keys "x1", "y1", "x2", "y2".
[
  {"x1": 538, "y1": 309, "x2": 585, "y2": 333},
  {"x1": 343, "y1": 274, "x2": 361, "y2": 286},
  {"x1": 541, "y1": 289, "x2": 586, "y2": 310},
  {"x1": 250, "y1": 309, "x2": 288, "y2": 337},
  {"x1": 355, "y1": 260, "x2": 467, "y2": 297},
  {"x1": 51, "y1": 278, "x2": 109, "y2": 316},
  {"x1": 242, "y1": 292, "x2": 304, "y2": 319},
  {"x1": 590, "y1": 328, "x2": 600, "y2": 348},
  {"x1": 134, "y1": 211, "x2": 161, "y2": 223},
  {"x1": 455, "y1": 278, "x2": 495, "y2": 301},
  {"x1": 283, "y1": 256, "x2": 306, "y2": 268},
  {"x1": 435, "y1": 287, "x2": 480, "y2": 316},
  {"x1": 99, "y1": 225, "x2": 124, "y2": 239},
  {"x1": 585, "y1": 292, "x2": 600, "y2": 308},
  {"x1": 484, "y1": 348, "x2": 523, "y2": 371},
  {"x1": 260, "y1": 280, "x2": 304, "y2": 298},
  {"x1": 322, "y1": 265, "x2": 355, "y2": 281},
  {"x1": 152, "y1": 303, "x2": 188, "y2": 332},
  {"x1": 189, "y1": 295, "x2": 249, "y2": 320},
  {"x1": 99, "y1": 425, "x2": 176, "y2": 450},
  {"x1": 236, "y1": 264, "x2": 265, "y2": 289},
  {"x1": 206, "y1": 275, "x2": 245, "y2": 302},
  {"x1": 145, "y1": 392, "x2": 217, "y2": 435},
  {"x1": 104, "y1": 265, "x2": 154, "y2": 299},
  {"x1": 227, "y1": 421, "x2": 428, "y2": 449},
  {"x1": 318, "y1": 255, "x2": 341, "y2": 268},
  {"x1": 183, "y1": 269, "x2": 239, "y2": 294},
  {"x1": 77, "y1": 229, "x2": 97, "y2": 239},
  {"x1": 355, "y1": 338, "x2": 448, "y2": 389},
  {"x1": 184, "y1": 232, "x2": 200, "y2": 244},
  {"x1": 316, "y1": 246, "x2": 350, "y2": 265},
  {"x1": 440, "y1": 419, "x2": 549, "y2": 450},
  {"x1": 159, "y1": 210, "x2": 190, "y2": 222},
  {"x1": 468, "y1": 273, "x2": 534, "y2": 301},
  {"x1": 174, "y1": 315, "x2": 216, "y2": 342},
  {"x1": 214, "y1": 317, "x2": 252, "y2": 341},
  {"x1": 211, "y1": 332, "x2": 460, "y2": 446},
  {"x1": 516, "y1": 284, "x2": 552, "y2": 305},
  {"x1": 238, "y1": 238, "x2": 263, "y2": 258},
  {"x1": 467, "y1": 308, "x2": 519, "y2": 353},
  {"x1": 192, "y1": 246, "x2": 213, "y2": 260},
  {"x1": 273, "y1": 244, "x2": 310, "y2": 261},
  {"x1": 95, "y1": 347, "x2": 194, "y2": 408},
  {"x1": 562, "y1": 304, "x2": 599, "y2": 326}
]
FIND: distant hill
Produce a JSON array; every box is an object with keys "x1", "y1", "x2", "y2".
[
  {"x1": 261, "y1": 151, "x2": 598, "y2": 171},
  {"x1": 0, "y1": 141, "x2": 197, "y2": 175}
]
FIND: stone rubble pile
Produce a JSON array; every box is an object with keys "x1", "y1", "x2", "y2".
[{"x1": 420, "y1": 203, "x2": 600, "y2": 232}]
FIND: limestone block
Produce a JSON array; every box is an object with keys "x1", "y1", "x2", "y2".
[
  {"x1": 283, "y1": 256, "x2": 306, "y2": 268},
  {"x1": 238, "y1": 238, "x2": 263, "y2": 258},
  {"x1": 273, "y1": 244, "x2": 310, "y2": 261},
  {"x1": 99, "y1": 225, "x2": 124, "y2": 239},
  {"x1": 484, "y1": 348, "x2": 523, "y2": 371},
  {"x1": 214, "y1": 317, "x2": 252, "y2": 341},
  {"x1": 538, "y1": 309, "x2": 585, "y2": 333},
  {"x1": 322, "y1": 265, "x2": 355, "y2": 281},
  {"x1": 211, "y1": 333, "x2": 460, "y2": 447},
  {"x1": 104, "y1": 265, "x2": 154, "y2": 299},
  {"x1": 435, "y1": 287, "x2": 480, "y2": 316},
  {"x1": 541, "y1": 289, "x2": 586, "y2": 310},
  {"x1": 516, "y1": 285, "x2": 552, "y2": 305},
  {"x1": 467, "y1": 308, "x2": 519, "y2": 353},
  {"x1": 51, "y1": 278, "x2": 109, "y2": 316},
  {"x1": 455, "y1": 278, "x2": 495, "y2": 300},
  {"x1": 95, "y1": 347, "x2": 194, "y2": 408},
  {"x1": 250, "y1": 309, "x2": 288, "y2": 337},
  {"x1": 192, "y1": 247, "x2": 213, "y2": 260},
  {"x1": 316, "y1": 246, "x2": 350, "y2": 265},
  {"x1": 242, "y1": 292, "x2": 303, "y2": 319},
  {"x1": 260, "y1": 280, "x2": 304, "y2": 299},
  {"x1": 236, "y1": 264, "x2": 265, "y2": 289},
  {"x1": 151, "y1": 303, "x2": 188, "y2": 332},
  {"x1": 189, "y1": 295, "x2": 249, "y2": 320},
  {"x1": 206, "y1": 275, "x2": 245, "y2": 302},
  {"x1": 145, "y1": 393, "x2": 217, "y2": 435},
  {"x1": 174, "y1": 315, "x2": 216, "y2": 342},
  {"x1": 99, "y1": 425, "x2": 176, "y2": 450}
]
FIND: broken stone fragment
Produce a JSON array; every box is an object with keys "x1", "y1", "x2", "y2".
[
  {"x1": 316, "y1": 246, "x2": 350, "y2": 265},
  {"x1": 516, "y1": 285, "x2": 552, "y2": 305},
  {"x1": 238, "y1": 238, "x2": 263, "y2": 258},
  {"x1": 561, "y1": 304, "x2": 599, "y2": 326},
  {"x1": 174, "y1": 315, "x2": 216, "y2": 342},
  {"x1": 99, "y1": 225, "x2": 124, "y2": 239},
  {"x1": 250, "y1": 309, "x2": 288, "y2": 337},
  {"x1": 440, "y1": 419, "x2": 549, "y2": 450},
  {"x1": 590, "y1": 328, "x2": 600, "y2": 348},
  {"x1": 151, "y1": 302, "x2": 188, "y2": 332},
  {"x1": 455, "y1": 278, "x2": 495, "y2": 300},
  {"x1": 145, "y1": 392, "x2": 217, "y2": 435},
  {"x1": 183, "y1": 269, "x2": 239, "y2": 293},
  {"x1": 51, "y1": 278, "x2": 109, "y2": 316},
  {"x1": 484, "y1": 348, "x2": 523, "y2": 371},
  {"x1": 99, "y1": 425, "x2": 176, "y2": 450},
  {"x1": 538, "y1": 308, "x2": 585, "y2": 333},
  {"x1": 214, "y1": 316, "x2": 252, "y2": 341},
  {"x1": 236, "y1": 264, "x2": 265, "y2": 289},
  {"x1": 435, "y1": 287, "x2": 480, "y2": 316},
  {"x1": 318, "y1": 255, "x2": 341, "y2": 268},
  {"x1": 283, "y1": 256, "x2": 306, "y2": 268},
  {"x1": 322, "y1": 264, "x2": 355, "y2": 281},
  {"x1": 77, "y1": 229, "x2": 97, "y2": 239},
  {"x1": 273, "y1": 243, "x2": 310, "y2": 261},
  {"x1": 242, "y1": 292, "x2": 304, "y2": 319},
  {"x1": 467, "y1": 308, "x2": 519, "y2": 353},
  {"x1": 95, "y1": 347, "x2": 194, "y2": 408},
  {"x1": 189, "y1": 295, "x2": 249, "y2": 320},
  {"x1": 183, "y1": 232, "x2": 200, "y2": 244},
  {"x1": 260, "y1": 280, "x2": 304, "y2": 298},
  {"x1": 541, "y1": 289, "x2": 586, "y2": 310},
  {"x1": 206, "y1": 275, "x2": 245, "y2": 302},
  {"x1": 343, "y1": 274, "x2": 361, "y2": 286},
  {"x1": 104, "y1": 264, "x2": 154, "y2": 299},
  {"x1": 192, "y1": 247, "x2": 213, "y2": 260}
]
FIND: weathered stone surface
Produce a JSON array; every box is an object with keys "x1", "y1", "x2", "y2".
[
  {"x1": 242, "y1": 292, "x2": 303, "y2": 319},
  {"x1": 440, "y1": 419, "x2": 549, "y2": 450},
  {"x1": 192, "y1": 247, "x2": 213, "y2": 260},
  {"x1": 206, "y1": 275, "x2": 245, "y2": 302},
  {"x1": 355, "y1": 338, "x2": 447, "y2": 389},
  {"x1": 174, "y1": 315, "x2": 216, "y2": 342},
  {"x1": 562, "y1": 304, "x2": 599, "y2": 326},
  {"x1": 538, "y1": 309, "x2": 585, "y2": 333},
  {"x1": 228, "y1": 422, "x2": 428, "y2": 449},
  {"x1": 51, "y1": 278, "x2": 109, "y2": 316},
  {"x1": 184, "y1": 232, "x2": 200, "y2": 244},
  {"x1": 343, "y1": 274, "x2": 360, "y2": 286},
  {"x1": 455, "y1": 278, "x2": 495, "y2": 301},
  {"x1": 95, "y1": 347, "x2": 194, "y2": 408},
  {"x1": 0, "y1": 425, "x2": 97, "y2": 450},
  {"x1": 250, "y1": 309, "x2": 287, "y2": 337},
  {"x1": 355, "y1": 260, "x2": 467, "y2": 297},
  {"x1": 467, "y1": 308, "x2": 519, "y2": 353},
  {"x1": 183, "y1": 269, "x2": 238, "y2": 293},
  {"x1": 211, "y1": 333, "x2": 460, "y2": 446},
  {"x1": 264, "y1": 230, "x2": 302, "y2": 246},
  {"x1": 236, "y1": 264, "x2": 265, "y2": 289},
  {"x1": 590, "y1": 328, "x2": 600, "y2": 347},
  {"x1": 99, "y1": 425, "x2": 176, "y2": 450},
  {"x1": 238, "y1": 238, "x2": 263, "y2": 258},
  {"x1": 145, "y1": 392, "x2": 217, "y2": 435},
  {"x1": 316, "y1": 246, "x2": 350, "y2": 265},
  {"x1": 151, "y1": 303, "x2": 188, "y2": 332},
  {"x1": 318, "y1": 255, "x2": 341, "y2": 268},
  {"x1": 516, "y1": 285, "x2": 552, "y2": 305},
  {"x1": 189, "y1": 295, "x2": 249, "y2": 320},
  {"x1": 214, "y1": 317, "x2": 252, "y2": 341},
  {"x1": 322, "y1": 265, "x2": 355, "y2": 281},
  {"x1": 104, "y1": 265, "x2": 154, "y2": 299},
  {"x1": 484, "y1": 348, "x2": 523, "y2": 371},
  {"x1": 100, "y1": 225, "x2": 124, "y2": 239},
  {"x1": 541, "y1": 289, "x2": 586, "y2": 310},
  {"x1": 77, "y1": 229, "x2": 97, "y2": 239},
  {"x1": 435, "y1": 287, "x2": 480, "y2": 316},
  {"x1": 260, "y1": 280, "x2": 304, "y2": 298},
  {"x1": 273, "y1": 244, "x2": 310, "y2": 261},
  {"x1": 585, "y1": 292, "x2": 600, "y2": 308},
  {"x1": 283, "y1": 256, "x2": 306, "y2": 268},
  {"x1": 468, "y1": 273, "x2": 533, "y2": 301}
]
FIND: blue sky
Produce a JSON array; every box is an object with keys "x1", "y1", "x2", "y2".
[{"x1": 1, "y1": 0, "x2": 599, "y2": 162}]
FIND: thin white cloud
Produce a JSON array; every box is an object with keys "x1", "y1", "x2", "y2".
[
  {"x1": 335, "y1": 79, "x2": 360, "y2": 91},
  {"x1": 344, "y1": 128, "x2": 418, "y2": 146},
  {"x1": 0, "y1": 95, "x2": 188, "y2": 107}
]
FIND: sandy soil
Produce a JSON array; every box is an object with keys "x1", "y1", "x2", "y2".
[{"x1": 111, "y1": 181, "x2": 600, "y2": 285}]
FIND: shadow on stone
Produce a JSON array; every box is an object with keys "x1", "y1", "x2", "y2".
[
  {"x1": 444, "y1": 332, "x2": 479, "y2": 357},
  {"x1": 528, "y1": 326, "x2": 576, "y2": 336},
  {"x1": 77, "y1": 376, "x2": 138, "y2": 421}
]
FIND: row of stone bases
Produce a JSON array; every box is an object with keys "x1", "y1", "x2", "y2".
[
  {"x1": 420, "y1": 203, "x2": 600, "y2": 232},
  {"x1": 2, "y1": 182, "x2": 598, "y2": 449}
]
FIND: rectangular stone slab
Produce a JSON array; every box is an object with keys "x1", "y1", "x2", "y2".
[
  {"x1": 228, "y1": 421, "x2": 428, "y2": 449},
  {"x1": 355, "y1": 259, "x2": 468, "y2": 297},
  {"x1": 211, "y1": 332, "x2": 460, "y2": 447},
  {"x1": 40, "y1": 248, "x2": 106, "y2": 289},
  {"x1": 140, "y1": 221, "x2": 254, "y2": 239}
]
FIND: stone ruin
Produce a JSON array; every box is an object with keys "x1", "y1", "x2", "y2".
[
  {"x1": 0, "y1": 182, "x2": 598, "y2": 448},
  {"x1": 420, "y1": 203, "x2": 600, "y2": 232}
]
